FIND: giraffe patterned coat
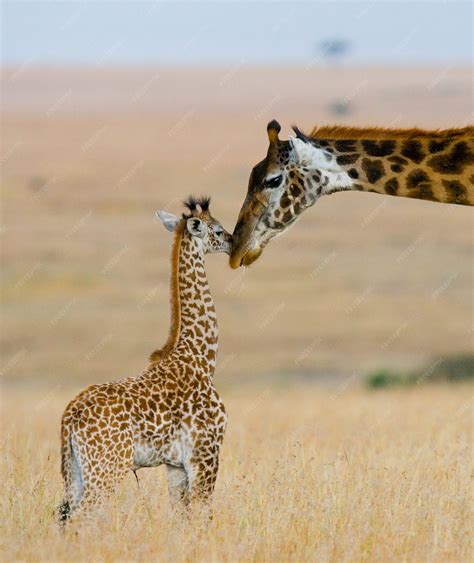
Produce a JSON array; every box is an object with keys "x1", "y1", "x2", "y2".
[
  {"x1": 59, "y1": 197, "x2": 232, "y2": 523},
  {"x1": 230, "y1": 121, "x2": 473, "y2": 268}
]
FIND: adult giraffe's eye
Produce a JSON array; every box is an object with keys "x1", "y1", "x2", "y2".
[{"x1": 264, "y1": 175, "x2": 283, "y2": 188}]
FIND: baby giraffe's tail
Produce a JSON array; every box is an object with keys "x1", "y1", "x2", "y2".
[{"x1": 58, "y1": 414, "x2": 84, "y2": 525}]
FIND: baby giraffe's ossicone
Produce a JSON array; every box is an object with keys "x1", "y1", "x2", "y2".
[{"x1": 58, "y1": 197, "x2": 231, "y2": 524}]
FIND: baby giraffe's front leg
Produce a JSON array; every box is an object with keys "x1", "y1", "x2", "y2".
[
  {"x1": 185, "y1": 447, "x2": 220, "y2": 509},
  {"x1": 166, "y1": 465, "x2": 189, "y2": 509}
]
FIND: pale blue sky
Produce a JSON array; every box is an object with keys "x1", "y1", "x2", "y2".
[{"x1": 2, "y1": 1, "x2": 472, "y2": 65}]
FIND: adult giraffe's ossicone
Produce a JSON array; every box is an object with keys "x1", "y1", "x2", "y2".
[{"x1": 230, "y1": 120, "x2": 474, "y2": 269}]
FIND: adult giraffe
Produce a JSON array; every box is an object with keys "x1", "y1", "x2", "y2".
[{"x1": 230, "y1": 120, "x2": 473, "y2": 268}]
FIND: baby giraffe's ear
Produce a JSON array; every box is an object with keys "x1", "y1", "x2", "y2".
[
  {"x1": 186, "y1": 217, "x2": 205, "y2": 237},
  {"x1": 156, "y1": 210, "x2": 179, "y2": 232}
]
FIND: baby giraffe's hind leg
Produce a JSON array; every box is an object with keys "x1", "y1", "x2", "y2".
[
  {"x1": 61, "y1": 431, "x2": 133, "y2": 524},
  {"x1": 65, "y1": 460, "x2": 130, "y2": 524}
]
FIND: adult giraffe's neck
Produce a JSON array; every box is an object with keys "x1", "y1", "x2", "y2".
[
  {"x1": 310, "y1": 129, "x2": 473, "y2": 206},
  {"x1": 149, "y1": 227, "x2": 218, "y2": 372}
]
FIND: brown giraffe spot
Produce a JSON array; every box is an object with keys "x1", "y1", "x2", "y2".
[
  {"x1": 335, "y1": 140, "x2": 357, "y2": 152},
  {"x1": 348, "y1": 168, "x2": 359, "y2": 179},
  {"x1": 362, "y1": 158, "x2": 385, "y2": 184},
  {"x1": 388, "y1": 157, "x2": 407, "y2": 173},
  {"x1": 428, "y1": 139, "x2": 451, "y2": 153},
  {"x1": 336, "y1": 153, "x2": 359, "y2": 166},
  {"x1": 442, "y1": 179, "x2": 468, "y2": 205},
  {"x1": 290, "y1": 184, "x2": 302, "y2": 197},
  {"x1": 385, "y1": 177, "x2": 399, "y2": 195},
  {"x1": 362, "y1": 140, "x2": 396, "y2": 157},
  {"x1": 406, "y1": 169, "x2": 435, "y2": 200},
  {"x1": 282, "y1": 210, "x2": 293, "y2": 222},
  {"x1": 427, "y1": 141, "x2": 474, "y2": 174},
  {"x1": 409, "y1": 187, "x2": 437, "y2": 201},
  {"x1": 401, "y1": 140, "x2": 425, "y2": 164},
  {"x1": 406, "y1": 169, "x2": 430, "y2": 190},
  {"x1": 207, "y1": 349, "x2": 216, "y2": 361}
]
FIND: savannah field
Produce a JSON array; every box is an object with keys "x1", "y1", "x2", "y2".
[
  {"x1": 1, "y1": 384, "x2": 472, "y2": 561},
  {"x1": 1, "y1": 66, "x2": 473, "y2": 561}
]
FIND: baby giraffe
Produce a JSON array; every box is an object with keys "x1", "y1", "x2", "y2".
[{"x1": 58, "y1": 197, "x2": 232, "y2": 523}]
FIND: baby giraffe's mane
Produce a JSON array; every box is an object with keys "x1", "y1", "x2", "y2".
[{"x1": 149, "y1": 223, "x2": 183, "y2": 364}]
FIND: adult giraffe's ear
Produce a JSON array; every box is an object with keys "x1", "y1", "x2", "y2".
[
  {"x1": 186, "y1": 217, "x2": 205, "y2": 237},
  {"x1": 289, "y1": 136, "x2": 314, "y2": 166},
  {"x1": 267, "y1": 119, "x2": 282, "y2": 162},
  {"x1": 156, "y1": 210, "x2": 179, "y2": 232},
  {"x1": 267, "y1": 119, "x2": 281, "y2": 144}
]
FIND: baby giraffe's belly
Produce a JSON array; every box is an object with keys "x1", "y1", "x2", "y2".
[
  {"x1": 132, "y1": 440, "x2": 165, "y2": 469},
  {"x1": 132, "y1": 427, "x2": 193, "y2": 470},
  {"x1": 132, "y1": 412, "x2": 225, "y2": 470}
]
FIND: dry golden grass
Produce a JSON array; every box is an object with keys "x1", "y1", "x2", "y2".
[{"x1": 1, "y1": 384, "x2": 471, "y2": 562}]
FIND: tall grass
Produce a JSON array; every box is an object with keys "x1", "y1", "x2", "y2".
[{"x1": 2, "y1": 384, "x2": 471, "y2": 561}]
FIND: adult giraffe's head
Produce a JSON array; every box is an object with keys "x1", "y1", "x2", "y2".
[
  {"x1": 230, "y1": 119, "x2": 474, "y2": 268},
  {"x1": 229, "y1": 119, "x2": 348, "y2": 269}
]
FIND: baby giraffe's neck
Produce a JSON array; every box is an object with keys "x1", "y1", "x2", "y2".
[
  {"x1": 176, "y1": 233, "x2": 218, "y2": 371},
  {"x1": 149, "y1": 226, "x2": 218, "y2": 374}
]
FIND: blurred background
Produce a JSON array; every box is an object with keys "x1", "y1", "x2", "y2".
[{"x1": 2, "y1": 1, "x2": 472, "y2": 391}]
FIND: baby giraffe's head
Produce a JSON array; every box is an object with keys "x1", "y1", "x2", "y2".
[{"x1": 156, "y1": 196, "x2": 232, "y2": 255}]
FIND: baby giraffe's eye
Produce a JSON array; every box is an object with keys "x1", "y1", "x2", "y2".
[
  {"x1": 264, "y1": 174, "x2": 283, "y2": 189},
  {"x1": 214, "y1": 227, "x2": 224, "y2": 236}
]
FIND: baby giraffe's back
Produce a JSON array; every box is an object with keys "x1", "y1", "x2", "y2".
[{"x1": 58, "y1": 197, "x2": 231, "y2": 523}]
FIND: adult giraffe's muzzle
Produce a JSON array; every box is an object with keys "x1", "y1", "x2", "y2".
[
  {"x1": 229, "y1": 193, "x2": 268, "y2": 269},
  {"x1": 229, "y1": 244, "x2": 263, "y2": 269}
]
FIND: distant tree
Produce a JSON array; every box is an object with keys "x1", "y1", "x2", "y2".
[
  {"x1": 319, "y1": 39, "x2": 351, "y2": 63},
  {"x1": 317, "y1": 38, "x2": 353, "y2": 116}
]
